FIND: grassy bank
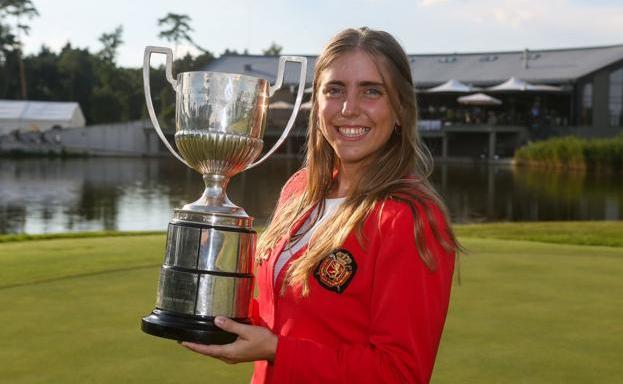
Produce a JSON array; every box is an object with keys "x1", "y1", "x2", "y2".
[
  {"x1": 5, "y1": 220, "x2": 622, "y2": 247},
  {"x1": 0, "y1": 230, "x2": 165, "y2": 244},
  {"x1": 514, "y1": 135, "x2": 623, "y2": 171},
  {"x1": 1, "y1": 225, "x2": 622, "y2": 383},
  {"x1": 455, "y1": 221, "x2": 623, "y2": 248}
]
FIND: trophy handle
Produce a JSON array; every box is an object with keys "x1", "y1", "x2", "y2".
[
  {"x1": 246, "y1": 56, "x2": 308, "y2": 170},
  {"x1": 143, "y1": 46, "x2": 190, "y2": 167}
]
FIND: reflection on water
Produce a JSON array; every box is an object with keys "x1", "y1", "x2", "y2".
[
  {"x1": 435, "y1": 164, "x2": 622, "y2": 222},
  {"x1": 0, "y1": 157, "x2": 621, "y2": 234}
]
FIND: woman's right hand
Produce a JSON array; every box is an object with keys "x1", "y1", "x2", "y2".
[{"x1": 181, "y1": 316, "x2": 278, "y2": 364}]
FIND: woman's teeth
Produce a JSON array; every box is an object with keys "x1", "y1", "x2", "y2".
[{"x1": 338, "y1": 127, "x2": 370, "y2": 137}]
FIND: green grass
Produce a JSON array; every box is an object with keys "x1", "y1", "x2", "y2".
[
  {"x1": 434, "y1": 238, "x2": 623, "y2": 383},
  {"x1": 0, "y1": 230, "x2": 165, "y2": 243},
  {"x1": 0, "y1": 234, "x2": 165, "y2": 288},
  {"x1": 0, "y1": 235, "x2": 253, "y2": 384},
  {"x1": 454, "y1": 221, "x2": 623, "y2": 248},
  {"x1": 1, "y1": 226, "x2": 622, "y2": 383}
]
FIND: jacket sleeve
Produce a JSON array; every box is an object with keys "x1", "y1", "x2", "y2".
[
  {"x1": 249, "y1": 298, "x2": 260, "y2": 325},
  {"x1": 269, "y1": 203, "x2": 455, "y2": 384}
]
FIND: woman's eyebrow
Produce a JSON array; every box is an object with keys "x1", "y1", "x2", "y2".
[
  {"x1": 323, "y1": 80, "x2": 346, "y2": 86},
  {"x1": 322, "y1": 80, "x2": 385, "y2": 87},
  {"x1": 359, "y1": 81, "x2": 385, "y2": 87}
]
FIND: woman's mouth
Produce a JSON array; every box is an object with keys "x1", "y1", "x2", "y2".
[{"x1": 337, "y1": 126, "x2": 370, "y2": 138}]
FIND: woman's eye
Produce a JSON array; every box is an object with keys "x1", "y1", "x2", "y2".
[
  {"x1": 364, "y1": 88, "x2": 383, "y2": 97},
  {"x1": 323, "y1": 86, "x2": 343, "y2": 97}
]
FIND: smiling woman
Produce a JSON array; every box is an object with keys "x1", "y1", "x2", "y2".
[
  {"x1": 182, "y1": 27, "x2": 460, "y2": 384},
  {"x1": 316, "y1": 50, "x2": 397, "y2": 181}
]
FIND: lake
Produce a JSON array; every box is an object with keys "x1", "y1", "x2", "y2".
[{"x1": 0, "y1": 157, "x2": 621, "y2": 234}]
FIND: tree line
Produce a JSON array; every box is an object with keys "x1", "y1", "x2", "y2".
[{"x1": 0, "y1": 1, "x2": 283, "y2": 126}]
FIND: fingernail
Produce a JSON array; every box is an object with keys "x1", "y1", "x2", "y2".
[{"x1": 215, "y1": 316, "x2": 224, "y2": 326}]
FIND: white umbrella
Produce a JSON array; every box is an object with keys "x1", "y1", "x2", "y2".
[
  {"x1": 304, "y1": 86, "x2": 314, "y2": 94},
  {"x1": 457, "y1": 93, "x2": 502, "y2": 106},
  {"x1": 486, "y1": 77, "x2": 562, "y2": 92},
  {"x1": 269, "y1": 101, "x2": 294, "y2": 110},
  {"x1": 424, "y1": 79, "x2": 480, "y2": 93},
  {"x1": 300, "y1": 101, "x2": 313, "y2": 110}
]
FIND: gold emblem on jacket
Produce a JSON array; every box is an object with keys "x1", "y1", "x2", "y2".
[{"x1": 314, "y1": 249, "x2": 357, "y2": 293}]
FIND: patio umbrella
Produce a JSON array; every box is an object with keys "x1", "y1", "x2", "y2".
[
  {"x1": 269, "y1": 101, "x2": 294, "y2": 109},
  {"x1": 486, "y1": 77, "x2": 562, "y2": 92},
  {"x1": 457, "y1": 93, "x2": 502, "y2": 106},
  {"x1": 424, "y1": 79, "x2": 480, "y2": 93}
]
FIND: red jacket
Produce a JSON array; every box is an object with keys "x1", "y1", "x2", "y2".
[{"x1": 251, "y1": 170, "x2": 455, "y2": 384}]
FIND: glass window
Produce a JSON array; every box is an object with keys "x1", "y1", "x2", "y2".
[
  {"x1": 609, "y1": 68, "x2": 623, "y2": 127},
  {"x1": 581, "y1": 82, "x2": 592, "y2": 125}
]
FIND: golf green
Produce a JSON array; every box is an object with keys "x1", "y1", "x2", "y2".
[{"x1": 1, "y1": 232, "x2": 621, "y2": 383}]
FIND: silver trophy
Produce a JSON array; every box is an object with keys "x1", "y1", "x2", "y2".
[{"x1": 141, "y1": 46, "x2": 306, "y2": 344}]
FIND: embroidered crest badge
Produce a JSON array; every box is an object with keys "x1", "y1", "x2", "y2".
[{"x1": 314, "y1": 248, "x2": 357, "y2": 293}]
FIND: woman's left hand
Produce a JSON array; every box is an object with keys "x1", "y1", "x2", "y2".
[{"x1": 181, "y1": 316, "x2": 278, "y2": 364}]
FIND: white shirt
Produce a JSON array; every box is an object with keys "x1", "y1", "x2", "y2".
[{"x1": 273, "y1": 197, "x2": 346, "y2": 283}]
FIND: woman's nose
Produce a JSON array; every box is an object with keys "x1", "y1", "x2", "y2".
[{"x1": 341, "y1": 93, "x2": 360, "y2": 117}]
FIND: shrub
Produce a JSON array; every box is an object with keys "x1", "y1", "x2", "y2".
[{"x1": 515, "y1": 136, "x2": 623, "y2": 172}]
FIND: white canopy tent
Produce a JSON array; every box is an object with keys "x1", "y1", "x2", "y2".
[
  {"x1": 457, "y1": 93, "x2": 502, "y2": 106},
  {"x1": 424, "y1": 79, "x2": 480, "y2": 93},
  {"x1": 486, "y1": 77, "x2": 562, "y2": 92},
  {"x1": 0, "y1": 100, "x2": 86, "y2": 135}
]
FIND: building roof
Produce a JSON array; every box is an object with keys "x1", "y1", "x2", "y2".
[
  {"x1": 410, "y1": 44, "x2": 623, "y2": 87},
  {"x1": 0, "y1": 100, "x2": 83, "y2": 122},
  {"x1": 204, "y1": 55, "x2": 317, "y2": 86},
  {"x1": 202, "y1": 44, "x2": 623, "y2": 88}
]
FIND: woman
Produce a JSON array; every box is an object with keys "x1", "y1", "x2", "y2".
[{"x1": 183, "y1": 27, "x2": 459, "y2": 384}]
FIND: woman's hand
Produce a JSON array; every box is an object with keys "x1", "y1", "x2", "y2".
[{"x1": 181, "y1": 316, "x2": 278, "y2": 364}]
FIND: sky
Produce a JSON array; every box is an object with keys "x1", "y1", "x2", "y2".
[{"x1": 15, "y1": 0, "x2": 623, "y2": 68}]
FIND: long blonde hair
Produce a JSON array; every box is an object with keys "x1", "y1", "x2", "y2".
[{"x1": 257, "y1": 27, "x2": 458, "y2": 295}]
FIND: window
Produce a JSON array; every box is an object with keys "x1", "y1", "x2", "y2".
[
  {"x1": 438, "y1": 56, "x2": 457, "y2": 63},
  {"x1": 609, "y1": 68, "x2": 623, "y2": 127},
  {"x1": 581, "y1": 82, "x2": 592, "y2": 125},
  {"x1": 479, "y1": 55, "x2": 498, "y2": 62}
]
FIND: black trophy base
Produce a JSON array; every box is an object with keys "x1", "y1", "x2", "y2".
[{"x1": 142, "y1": 309, "x2": 247, "y2": 345}]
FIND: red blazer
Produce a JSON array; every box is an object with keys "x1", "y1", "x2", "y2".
[{"x1": 251, "y1": 169, "x2": 455, "y2": 384}]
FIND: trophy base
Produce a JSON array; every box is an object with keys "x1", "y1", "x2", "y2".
[{"x1": 142, "y1": 309, "x2": 248, "y2": 344}]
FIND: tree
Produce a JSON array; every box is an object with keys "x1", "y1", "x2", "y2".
[
  {"x1": 0, "y1": 0, "x2": 39, "y2": 99},
  {"x1": 222, "y1": 48, "x2": 240, "y2": 56},
  {"x1": 157, "y1": 13, "x2": 192, "y2": 56},
  {"x1": 97, "y1": 25, "x2": 123, "y2": 65},
  {"x1": 0, "y1": 20, "x2": 17, "y2": 59},
  {"x1": 0, "y1": 23, "x2": 18, "y2": 95},
  {"x1": 262, "y1": 42, "x2": 282, "y2": 56},
  {"x1": 57, "y1": 44, "x2": 97, "y2": 121},
  {"x1": 157, "y1": 12, "x2": 211, "y2": 56},
  {"x1": 173, "y1": 51, "x2": 214, "y2": 73},
  {"x1": 23, "y1": 45, "x2": 62, "y2": 100}
]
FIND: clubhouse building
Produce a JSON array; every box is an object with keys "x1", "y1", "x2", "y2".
[{"x1": 205, "y1": 43, "x2": 623, "y2": 160}]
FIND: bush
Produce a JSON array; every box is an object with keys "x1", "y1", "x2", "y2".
[{"x1": 515, "y1": 136, "x2": 623, "y2": 172}]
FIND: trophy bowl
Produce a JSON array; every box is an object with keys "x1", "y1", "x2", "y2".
[{"x1": 174, "y1": 71, "x2": 268, "y2": 177}]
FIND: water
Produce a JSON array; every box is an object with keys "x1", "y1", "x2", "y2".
[{"x1": 0, "y1": 157, "x2": 621, "y2": 235}]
